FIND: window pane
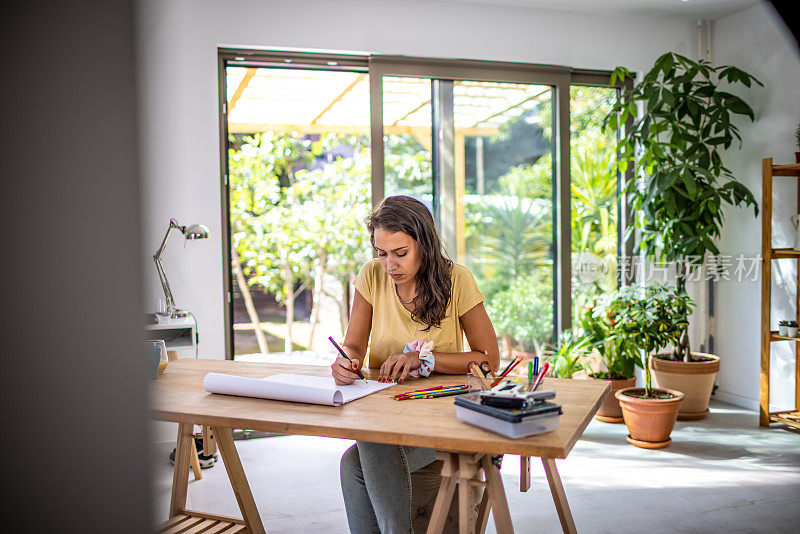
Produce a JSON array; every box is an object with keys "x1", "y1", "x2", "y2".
[
  {"x1": 382, "y1": 76, "x2": 433, "y2": 208},
  {"x1": 569, "y1": 86, "x2": 619, "y2": 323},
  {"x1": 456, "y1": 81, "x2": 555, "y2": 360},
  {"x1": 226, "y1": 66, "x2": 371, "y2": 359}
]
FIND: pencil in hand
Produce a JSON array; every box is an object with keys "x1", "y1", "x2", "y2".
[{"x1": 328, "y1": 336, "x2": 366, "y2": 382}]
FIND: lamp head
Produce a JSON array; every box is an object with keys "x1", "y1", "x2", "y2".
[{"x1": 183, "y1": 224, "x2": 209, "y2": 240}]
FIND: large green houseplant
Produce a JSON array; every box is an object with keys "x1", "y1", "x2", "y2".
[{"x1": 605, "y1": 52, "x2": 762, "y2": 361}]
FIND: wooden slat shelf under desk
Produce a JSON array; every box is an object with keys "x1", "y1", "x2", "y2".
[
  {"x1": 157, "y1": 510, "x2": 247, "y2": 534},
  {"x1": 769, "y1": 410, "x2": 800, "y2": 429}
]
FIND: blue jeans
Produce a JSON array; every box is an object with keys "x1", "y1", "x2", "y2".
[{"x1": 340, "y1": 441, "x2": 436, "y2": 534}]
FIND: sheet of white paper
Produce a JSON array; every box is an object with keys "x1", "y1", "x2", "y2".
[{"x1": 202, "y1": 372, "x2": 393, "y2": 406}]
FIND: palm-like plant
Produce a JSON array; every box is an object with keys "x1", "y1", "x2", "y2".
[
  {"x1": 480, "y1": 196, "x2": 551, "y2": 277},
  {"x1": 571, "y1": 135, "x2": 617, "y2": 256},
  {"x1": 543, "y1": 329, "x2": 591, "y2": 379}
]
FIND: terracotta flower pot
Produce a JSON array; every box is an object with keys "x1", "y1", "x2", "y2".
[
  {"x1": 650, "y1": 353, "x2": 719, "y2": 420},
  {"x1": 615, "y1": 387, "x2": 684, "y2": 449},
  {"x1": 588, "y1": 375, "x2": 636, "y2": 423}
]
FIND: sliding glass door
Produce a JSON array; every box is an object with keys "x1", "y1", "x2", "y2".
[
  {"x1": 223, "y1": 61, "x2": 371, "y2": 359},
  {"x1": 569, "y1": 85, "x2": 620, "y2": 322},
  {"x1": 219, "y1": 50, "x2": 622, "y2": 361},
  {"x1": 455, "y1": 80, "x2": 555, "y2": 358},
  {"x1": 371, "y1": 61, "x2": 559, "y2": 362}
]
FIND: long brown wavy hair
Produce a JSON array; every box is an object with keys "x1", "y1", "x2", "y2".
[{"x1": 366, "y1": 195, "x2": 453, "y2": 330}]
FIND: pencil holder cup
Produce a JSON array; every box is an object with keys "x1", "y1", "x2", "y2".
[
  {"x1": 468, "y1": 371, "x2": 492, "y2": 391},
  {"x1": 467, "y1": 372, "x2": 480, "y2": 390}
]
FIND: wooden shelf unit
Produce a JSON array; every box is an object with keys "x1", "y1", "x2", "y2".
[{"x1": 760, "y1": 158, "x2": 800, "y2": 428}]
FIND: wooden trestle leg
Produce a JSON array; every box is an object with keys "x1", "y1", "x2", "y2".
[
  {"x1": 542, "y1": 458, "x2": 577, "y2": 534},
  {"x1": 426, "y1": 451, "x2": 514, "y2": 534},
  {"x1": 158, "y1": 423, "x2": 264, "y2": 534}
]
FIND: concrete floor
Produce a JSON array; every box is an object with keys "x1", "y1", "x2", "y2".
[{"x1": 151, "y1": 400, "x2": 800, "y2": 533}]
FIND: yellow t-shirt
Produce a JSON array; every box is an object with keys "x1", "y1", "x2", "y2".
[{"x1": 353, "y1": 258, "x2": 485, "y2": 369}]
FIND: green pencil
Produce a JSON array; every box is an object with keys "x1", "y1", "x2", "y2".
[{"x1": 528, "y1": 360, "x2": 533, "y2": 390}]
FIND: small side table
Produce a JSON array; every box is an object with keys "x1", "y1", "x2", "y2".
[{"x1": 145, "y1": 315, "x2": 197, "y2": 360}]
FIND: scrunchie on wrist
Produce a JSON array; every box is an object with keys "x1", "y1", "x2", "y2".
[{"x1": 404, "y1": 340, "x2": 435, "y2": 378}]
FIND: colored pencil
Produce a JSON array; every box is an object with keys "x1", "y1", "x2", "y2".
[
  {"x1": 398, "y1": 385, "x2": 447, "y2": 395},
  {"x1": 393, "y1": 385, "x2": 468, "y2": 398},
  {"x1": 395, "y1": 387, "x2": 474, "y2": 400},
  {"x1": 491, "y1": 355, "x2": 523, "y2": 387},
  {"x1": 528, "y1": 360, "x2": 533, "y2": 390},
  {"x1": 530, "y1": 361, "x2": 549, "y2": 391},
  {"x1": 483, "y1": 350, "x2": 495, "y2": 377},
  {"x1": 497, "y1": 355, "x2": 519, "y2": 378},
  {"x1": 395, "y1": 384, "x2": 469, "y2": 397},
  {"x1": 328, "y1": 336, "x2": 365, "y2": 381},
  {"x1": 393, "y1": 385, "x2": 468, "y2": 400}
]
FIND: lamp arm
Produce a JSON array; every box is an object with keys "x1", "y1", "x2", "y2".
[
  {"x1": 153, "y1": 218, "x2": 182, "y2": 315},
  {"x1": 153, "y1": 218, "x2": 182, "y2": 260},
  {"x1": 154, "y1": 256, "x2": 178, "y2": 315}
]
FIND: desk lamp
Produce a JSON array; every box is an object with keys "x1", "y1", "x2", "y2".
[{"x1": 153, "y1": 218, "x2": 209, "y2": 318}]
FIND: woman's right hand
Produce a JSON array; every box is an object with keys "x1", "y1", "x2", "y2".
[{"x1": 332, "y1": 356, "x2": 361, "y2": 385}]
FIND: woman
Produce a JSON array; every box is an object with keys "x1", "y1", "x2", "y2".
[{"x1": 331, "y1": 195, "x2": 500, "y2": 534}]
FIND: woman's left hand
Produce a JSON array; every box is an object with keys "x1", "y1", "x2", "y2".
[{"x1": 379, "y1": 352, "x2": 421, "y2": 383}]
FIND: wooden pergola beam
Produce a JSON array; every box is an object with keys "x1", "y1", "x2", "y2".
[
  {"x1": 228, "y1": 68, "x2": 257, "y2": 114},
  {"x1": 469, "y1": 88, "x2": 550, "y2": 129},
  {"x1": 391, "y1": 98, "x2": 430, "y2": 127},
  {"x1": 228, "y1": 122, "x2": 499, "y2": 138},
  {"x1": 310, "y1": 73, "x2": 367, "y2": 125}
]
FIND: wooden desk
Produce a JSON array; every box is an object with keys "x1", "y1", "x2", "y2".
[{"x1": 151, "y1": 359, "x2": 609, "y2": 534}]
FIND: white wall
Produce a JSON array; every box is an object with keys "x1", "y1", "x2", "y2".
[
  {"x1": 136, "y1": 0, "x2": 796, "y2": 411},
  {"x1": 136, "y1": 0, "x2": 695, "y2": 361},
  {"x1": 714, "y1": 3, "x2": 800, "y2": 411}
]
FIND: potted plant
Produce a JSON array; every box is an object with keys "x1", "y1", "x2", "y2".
[
  {"x1": 787, "y1": 320, "x2": 799, "y2": 338},
  {"x1": 580, "y1": 291, "x2": 639, "y2": 423},
  {"x1": 779, "y1": 320, "x2": 790, "y2": 337},
  {"x1": 542, "y1": 329, "x2": 590, "y2": 379},
  {"x1": 612, "y1": 284, "x2": 691, "y2": 448},
  {"x1": 605, "y1": 52, "x2": 762, "y2": 420}
]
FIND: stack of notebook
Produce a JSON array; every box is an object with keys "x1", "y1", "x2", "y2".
[{"x1": 454, "y1": 391, "x2": 562, "y2": 439}]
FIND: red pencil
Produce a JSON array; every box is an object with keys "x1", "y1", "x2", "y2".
[
  {"x1": 491, "y1": 355, "x2": 523, "y2": 387},
  {"x1": 530, "y1": 362, "x2": 549, "y2": 391}
]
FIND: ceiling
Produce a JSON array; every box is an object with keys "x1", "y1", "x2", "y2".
[{"x1": 443, "y1": 0, "x2": 762, "y2": 20}]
